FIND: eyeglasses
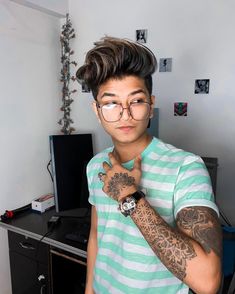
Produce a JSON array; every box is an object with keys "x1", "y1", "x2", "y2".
[{"x1": 96, "y1": 101, "x2": 151, "y2": 122}]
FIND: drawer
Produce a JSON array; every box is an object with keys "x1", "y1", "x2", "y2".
[{"x1": 8, "y1": 230, "x2": 49, "y2": 264}]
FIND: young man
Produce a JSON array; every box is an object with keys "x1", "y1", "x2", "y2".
[{"x1": 76, "y1": 37, "x2": 222, "y2": 294}]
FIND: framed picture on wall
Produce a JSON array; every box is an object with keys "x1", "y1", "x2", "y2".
[
  {"x1": 159, "y1": 58, "x2": 172, "y2": 72},
  {"x1": 136, "y1": 29, "x2": 147, "y2": 44},
  {"x1": 194, "y1": 79, "x2": 210, "y2": 94}
]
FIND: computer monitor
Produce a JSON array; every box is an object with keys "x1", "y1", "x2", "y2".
[{"x1": 50, "y1": 134, "x2": 93, "y2": 213}]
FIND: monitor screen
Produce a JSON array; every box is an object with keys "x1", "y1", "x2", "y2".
[{"x1": 50, "y1": 134, "x2": 93, "y2": 213}]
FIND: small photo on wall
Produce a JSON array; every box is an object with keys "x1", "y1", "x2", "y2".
[
  {"x1": 81, "y1": 81, "x2": 90, "y2": 93},
  {"x1": 174, "y1": 102, "x2": 188, "y2": 116},
  {"x1": 159, "y1": 58, "x2": 172, "y2": 72},
  {"x1": 136, "y1": 29, "x2": 147, "y2": 44},
  {"x1": 195, "y1": 79, "x2": 210, "y2": 94}
]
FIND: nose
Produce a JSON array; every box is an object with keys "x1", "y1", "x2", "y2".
[{"x1": 120, "y1": 107, "x2": 131, "y2": 121}]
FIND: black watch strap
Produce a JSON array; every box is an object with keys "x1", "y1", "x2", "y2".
[{"x1": 131, "y1": 190, "x2": 145, "y2": 201}]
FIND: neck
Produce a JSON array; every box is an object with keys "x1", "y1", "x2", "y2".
[{"x1": 113, "y1": 133, "x2": 152, "y2": 163}]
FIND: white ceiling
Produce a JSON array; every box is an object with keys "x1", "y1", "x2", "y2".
[{"x1": 9, "y1": 0, "x2": 68, "y2": 18}]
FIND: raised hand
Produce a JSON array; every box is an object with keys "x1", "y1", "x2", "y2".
[{"x1": 99, "y1": 152, "x2": 142, "y2": 202}]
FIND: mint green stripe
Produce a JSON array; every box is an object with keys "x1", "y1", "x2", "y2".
[
  {"x1": 99, "y1": 242, "x2": 158, "y2": 264},
  {"x1": 175, "y1": 175, "x2": 211, "y2": 190},
  {"x1": 97, "y1": 254, "x2": 172, "y2": 280}
]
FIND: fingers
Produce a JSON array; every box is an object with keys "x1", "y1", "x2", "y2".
[
  {"x1": 133, "y1": 155, "x2": 142, "y2": 171},
  {"x1": 103, "y1": 161, "x2": 111, "y2": 173},
  {"x1": 108, "y1": 152, "x2": 119, "y2": 165}
]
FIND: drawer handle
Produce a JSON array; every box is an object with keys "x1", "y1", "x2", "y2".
[{"x1": 19, "y1": 241, "x2": 36, "y2": 250}]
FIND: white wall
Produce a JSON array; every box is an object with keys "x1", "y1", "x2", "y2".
[
  {"x1": 69, "y1": 0, "x2": 235, "y2": 225},
  {"x1": 0, "y1": 1, "x2": 61, "y2": 293},
  {"x1": 10, "y1": 0, "x2": 68, "y2": 17}
]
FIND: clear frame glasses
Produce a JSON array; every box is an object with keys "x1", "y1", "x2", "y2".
[{"x1": 96, "y1": 101, "x2": 151, "y2": 122}]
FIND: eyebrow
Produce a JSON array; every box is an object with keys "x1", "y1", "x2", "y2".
[{"x1": 100, "y1": 89, "x2": 147, "y2": 99}]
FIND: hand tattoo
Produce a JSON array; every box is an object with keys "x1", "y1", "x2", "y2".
[
  {"x1": 176, "y1": 207, "x2": 222, "y2": 257},
  {"x1": 107, "y1": 172, "x2": 135, "y2": 200}
]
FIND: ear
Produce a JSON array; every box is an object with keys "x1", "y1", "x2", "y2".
[
  {"x1": 150, "y1": 95, "x2": 156, "y2": 118},
  {"x1": 92, "y1": 101, "x2": 102, "y2": 123}
]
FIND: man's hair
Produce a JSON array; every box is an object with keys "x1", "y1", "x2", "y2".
[{"x1": 76, "y1": 36, "x2": 157, "y2": 99}]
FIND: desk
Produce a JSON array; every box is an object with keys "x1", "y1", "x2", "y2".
[{"x1": 0, "y1": 208, "x2": 90, "y2": 294}]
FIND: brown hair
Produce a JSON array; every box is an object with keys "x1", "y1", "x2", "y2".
[{"x1": 76, "y1": 36, "x2": 157, "y2": 99}]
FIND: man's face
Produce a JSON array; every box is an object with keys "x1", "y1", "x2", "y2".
[{"x1": 92, "y1": 75, "x2": 155, "y2": 146}]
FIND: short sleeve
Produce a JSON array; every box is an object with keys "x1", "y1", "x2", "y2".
[
  {"x1": 174, "y1": 156, "x2": 219, "y2": 218},
  {"x1": 86, "y1": 159, "x2": 96, "y2": 206}
]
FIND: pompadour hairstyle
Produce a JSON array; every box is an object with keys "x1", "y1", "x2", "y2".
[{"x1": 76, "y1": 36, "x2": 157, "y2": 99}]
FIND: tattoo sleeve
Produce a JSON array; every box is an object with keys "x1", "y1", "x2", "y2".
[
  {"x1": 131, "y1": 201, "x2": 222, "y2": 281},
  {"x1": 176, "y1": 206, "x2": 222, "y2": 257},
  {"x1": 131, "y1": 200, "x2": 196, "y2": 280}
]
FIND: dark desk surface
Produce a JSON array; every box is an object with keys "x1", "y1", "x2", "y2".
[{"x1": 0, "y1": 208, "x2": 91, "y2": 258}]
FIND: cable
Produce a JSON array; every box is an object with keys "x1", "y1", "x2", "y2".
[
  {"x1": 35, "y1": 223, "x2": 58, "y2": 293},
  {"x1": 47, "y1": 159, "x2": 53, "y2": 182}
]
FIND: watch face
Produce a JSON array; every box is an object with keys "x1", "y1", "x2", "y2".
[
  {"x1": 122, "y1": 200, "x2": 136, "y2": 211},
  {"x1": 120, "y1": 196, "x2": 137, "y2": 217}
]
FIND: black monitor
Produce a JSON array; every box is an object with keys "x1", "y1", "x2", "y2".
[{"x1": 50, "y1": 134, "x2": 93, "y2": 213}]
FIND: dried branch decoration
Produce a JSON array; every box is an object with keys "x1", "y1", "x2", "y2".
[{"x1": 58, "y1": 13, "x2": 77, "y2": 134}]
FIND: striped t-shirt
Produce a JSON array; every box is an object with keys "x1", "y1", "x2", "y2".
[{"x1": 87, "y1": 137, "x2": 219, "y2": 294}]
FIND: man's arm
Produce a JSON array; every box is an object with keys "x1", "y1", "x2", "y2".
[
  {"x1": 85, "y1": 206, "x2": 98, "y2": 294},
  {"x1": 101, "y1": 153, "x2": 222, "y2": 294},
  {"x1": 131, "y1": 199, "x2": 222, "y2": 294}
]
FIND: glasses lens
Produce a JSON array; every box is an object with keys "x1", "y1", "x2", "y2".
[
  {"x1": 101, "y1": 103, "x2": 122, "y2": 122},
  {"x1": 130, "y1": 102, "x2": 150, "y2": 120}
]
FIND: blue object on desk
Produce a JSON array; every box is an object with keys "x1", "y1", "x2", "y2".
[{"x1": 222, "y1": 226, "x2": 235, "y2": 277}]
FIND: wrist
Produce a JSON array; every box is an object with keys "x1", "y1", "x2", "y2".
[{"x1": 118, "y1": 186, "x2": 138, "y2": 202}]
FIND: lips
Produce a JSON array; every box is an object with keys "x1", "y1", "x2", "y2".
[{"x1": 117, "y1": 125, "x2": 134, "y2": 132}]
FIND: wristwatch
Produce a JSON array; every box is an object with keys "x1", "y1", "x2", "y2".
[{"x1": 119, "y1": 190, "x2": 145, "y2": 217}]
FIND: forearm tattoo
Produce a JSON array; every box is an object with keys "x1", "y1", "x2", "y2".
[
  {"x1": 107, "y1": 172, "x2": 135, "y2": 200},
  {"x1": 131, "y1": 200, "x2": 196, "y2": 280},
  {"x1": 176, "y1": 206, "x2": 222, "y2": 257}
]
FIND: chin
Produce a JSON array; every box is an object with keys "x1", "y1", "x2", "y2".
[{"x1": 111, "y1": 132, "x2": 148, "y2": 145}]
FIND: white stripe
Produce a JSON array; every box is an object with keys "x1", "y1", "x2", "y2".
[
  {"x1": 148, "y1": 152, "x2": 186, "y2": 163},
  {"x1": 142, "y1": 163, "x2": 179, "y2": 175},
  {"x1": 98, "y1": 247, "x2": 166, "y2": 272},
  {"x1": 177, "y1": 168, "x2": 209, "y2": 182},
  {"x1": 148, "y1": 197, "x2": 173, "y2": 209},
  {"x1": 141, "y1": 178, "x2": 175, "y2": 191},
  {"x1": 96, "y1": 260, "x2": 182, "y2": 289}
]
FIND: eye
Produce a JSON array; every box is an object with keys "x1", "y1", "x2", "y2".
[
  {"x1": 130, "y1": 98, "x2": 146, "y2": 104},
  {"x1": 102, "y1": 102, "x2": 119, "y2": 110}
]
